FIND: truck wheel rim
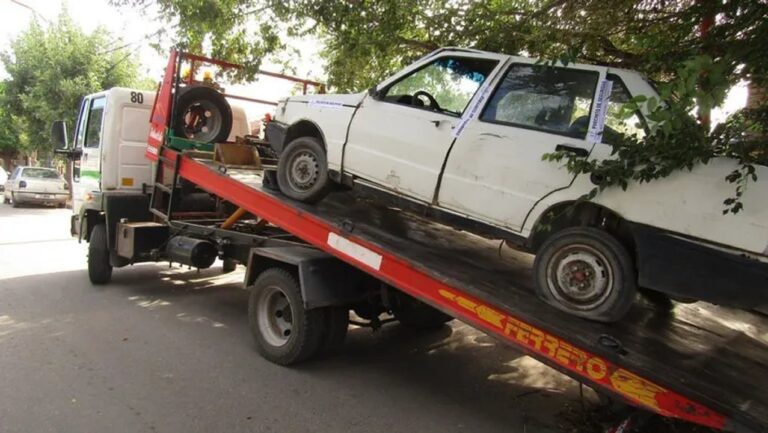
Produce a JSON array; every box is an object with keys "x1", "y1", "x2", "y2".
[
  {"x1": 546, "y1": 244, "x2": 613, "y2": 311},
  {"x1": 257, "y1": 285, "x2": 293, "y2": 347},
  {"x1": 288, "y1": 151, "x2": 319, "y2": 191}
]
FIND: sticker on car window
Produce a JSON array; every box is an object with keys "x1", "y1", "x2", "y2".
[
  {"x1": 586, "y1": 79, "x2": 613, "y2": 143},
  {"x1": 452, "y1": 80, "x2": 495, "y2": 139}
]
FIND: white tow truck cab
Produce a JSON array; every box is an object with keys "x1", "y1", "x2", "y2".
[
  {"x1": 57, "y1": 87, "x2": 249, "y2": 239},
  {"x1": 268, "y1": 47, "x2": 768, "y2": 322}
]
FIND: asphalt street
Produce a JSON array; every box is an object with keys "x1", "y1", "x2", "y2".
[{"x1": 0, "y1": 203, "x2": 597, "y2": 433}]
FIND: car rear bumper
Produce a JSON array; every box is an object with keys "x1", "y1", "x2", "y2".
[
  {"x1": 632, "y1": 223, "x2": 768, "y2": 308},
  {"x1": 13, "y1": 191, "x2": 68, "y2": 204}
]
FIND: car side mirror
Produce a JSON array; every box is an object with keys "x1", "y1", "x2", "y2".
[
  {"x1": 367, "y1": 86, "x2": 381, "y2": 100},
  {"x1": 51, "y1": 120, "x2": 69, "y2": 151}
]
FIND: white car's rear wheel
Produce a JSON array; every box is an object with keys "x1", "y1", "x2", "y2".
[{"x1": 534, "y1": 227, "x2": 636, "y2": 322}]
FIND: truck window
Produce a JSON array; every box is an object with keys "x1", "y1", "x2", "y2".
[
  {"x1": 602, "y1": 74, "x2": 647, "y2": 145},
  {"x1": 481, "y1": 64, "x2": 599, "y2": 139},
  {"x1": 382, "y1": 56, "x2": 498, "y2": 116},
  {"x1": 74, "y1": 98, "x2": 89, "y2": 148},
  {"x1": 84, "y1": 97, "x2": 106, "y2": 148}
]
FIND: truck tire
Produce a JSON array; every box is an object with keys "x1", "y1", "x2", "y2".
[
  {"x1": 320, "y1": 306, "x2": 349, "y2": 355},
  {"x1": 248, "y1": 268, "x2": 326, "y2": 365},
  {"x1": 88, "y1": 223, "x2": 113, "y2": 284},
  {"x1": 276, "y1": 137, "x2": 331, "y2": 204},
  {"x1": 392, "y1": 293, "x2": 453, "y2": 330},
  {"x1": 533, "y1": 227, "x2": 636, "y2": 322},
  {"x1": 172, "y1": 85, "x2": 233, "y2": 143}
]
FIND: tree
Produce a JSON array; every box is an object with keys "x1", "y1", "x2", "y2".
[
  {"x1": 1, "y1": 8, "x2": 148, "y2": 163},
  {"x1": 116, "y1": 0, "x2": 767, "y2": 211}
]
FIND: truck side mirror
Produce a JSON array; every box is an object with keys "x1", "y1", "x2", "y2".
[{"x1": 51, "y1": 120, "x2": 69, "y2": 150}]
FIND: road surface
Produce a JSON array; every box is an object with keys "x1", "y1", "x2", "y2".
[{"x1": 0, "y1": 203, "x2": 604, "y2": 433}]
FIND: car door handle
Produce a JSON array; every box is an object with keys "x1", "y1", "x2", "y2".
[
  {"x1": 555, "y1": 144, "x2": 589, "y2": 157},
  {"x1": 429, "y1": 120, "x2": 442, "y2": 127}
]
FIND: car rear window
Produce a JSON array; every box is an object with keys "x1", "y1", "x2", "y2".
[{"x1": 22, "y1": 168, "x2": 62, "y2": 179}]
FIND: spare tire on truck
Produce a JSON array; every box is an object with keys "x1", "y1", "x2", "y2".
[{"x1": 172, "y1": 85, "x2": 233, "y2": 143}]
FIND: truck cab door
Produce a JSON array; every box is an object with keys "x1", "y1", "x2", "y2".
[
  {"x1": 438, "y1": 61, "x2": 608, "y2": 232},
  {"x1": 72, "y1": 96, "x2": 107, "y2": 214},
  {"x1": 343, "y1": 53, "x2": 505, "y2": 203}
]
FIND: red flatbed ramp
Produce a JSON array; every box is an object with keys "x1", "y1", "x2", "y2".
[{"x1": 158, "y1": 148, "x2": 768, "y2": 432}]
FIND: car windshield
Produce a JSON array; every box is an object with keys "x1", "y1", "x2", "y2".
[{"x1": 22, "y1": 168, "x2": 62, "y2": 180}]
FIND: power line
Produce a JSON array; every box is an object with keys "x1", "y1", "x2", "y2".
[{"x1": 8, "y1": 0, "x2": 51, "y2": 23}]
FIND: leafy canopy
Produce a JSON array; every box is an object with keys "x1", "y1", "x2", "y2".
[
  {"x1": 1, "y1": 9, "x2": 148, "y2": 157},
  {"x1": 115, "y1": 0, "x2": 767, "y2": 211}
]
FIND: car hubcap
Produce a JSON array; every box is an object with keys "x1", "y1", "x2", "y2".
[
  {"x1": 288, "y1": 151, "x2": 319, "y2": 191},
  {"x1": 257, "y1": 285, "x2": 293, "y2": 347},
  {"x1": 182, "y1": 101, "x2": 222, "y2": 141},
  {"x1": 546, "y1": 244, "x2": 613, "y2": 311}
]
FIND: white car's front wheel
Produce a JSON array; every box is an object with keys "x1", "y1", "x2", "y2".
[
  {"x1": 276, "y1": 136, "x2": 331, "y2": 203},
  {"x1": 533, "y1": 227, "x2": 637, "y2": 322}
]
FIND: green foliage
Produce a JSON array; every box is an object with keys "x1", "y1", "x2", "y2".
[{"x1": 1, "y1": 9, "x2": 146, "y2": 158}]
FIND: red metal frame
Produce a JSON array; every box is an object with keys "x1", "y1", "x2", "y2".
[{"x1": 145, "y1": 50, "x2": 731, "y2": 431}]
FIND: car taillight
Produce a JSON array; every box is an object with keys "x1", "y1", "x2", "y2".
[{"x1": 18, "y1": 180, "x2": 27, "y2": 188}]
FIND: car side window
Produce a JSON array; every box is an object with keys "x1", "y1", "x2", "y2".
[
  {"x1": 602, "y1": 74, "x2": 647, "y2": 145},
  {"x1": 84, "y1": 97, "x2": 106, "y2": 148},
  {"x1": 481, "y1": 64, "x2": 599, "y2": 139},
  {"x1": 381, "y1": 56, "x2": 498, "y2": 117}
]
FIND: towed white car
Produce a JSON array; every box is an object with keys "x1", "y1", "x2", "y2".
[
  {"x1": 266, "y1": 47, "x2": 768, "y2": 322},
  {"x1": 3, "y1": 166, "x2": 69, "y2": 208}
]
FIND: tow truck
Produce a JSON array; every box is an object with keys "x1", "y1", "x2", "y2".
[{"x1": 52, "y1": 50, "x2": 768, "y2": 433}]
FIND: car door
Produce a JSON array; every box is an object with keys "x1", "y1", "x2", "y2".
[
  {"x1": 438, "y1": 60, "x2": 607, "y2": 231},
  {"x1": 343, "y1": 52, "x2": 505, "y2": 203}
]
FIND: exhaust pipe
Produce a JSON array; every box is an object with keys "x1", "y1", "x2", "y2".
[{"x1": 166, "y1": 236, "x2": 218, "y2": 269}]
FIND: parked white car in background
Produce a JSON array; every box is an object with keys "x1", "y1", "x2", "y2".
[
  {"x1": 4, "y1": 166, "x2": 69, "y2": 208},
  {"x1": 266, "y1": 47, "x2": 768, "y2": 322}
]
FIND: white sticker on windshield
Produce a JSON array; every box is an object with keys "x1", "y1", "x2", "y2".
[
  {"x1": 308, "y1": 100, "x2": 344, "y2": 110},
  {"x1": 586, "y1": 79, "x2": 614, "y2": 144}
]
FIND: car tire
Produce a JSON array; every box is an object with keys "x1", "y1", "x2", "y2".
[
  {"x1": 172, "y1": 85, "x2": 233, "y2": 144},
  {"x1": 276, "y1": 137, "x2": 331, "y2": 204},
  {"x1": 392, "y1": 292, "x2": 453, "y2": 330},
  {"x1": 533, "y1": 227, "x2": 636, "y2": 323},
  {"x1": 248, "y1": 268, "x2": 326, "y2": 365},
  {"x1": 88, "y1": 223, "x2": 113, "y2": 284}
]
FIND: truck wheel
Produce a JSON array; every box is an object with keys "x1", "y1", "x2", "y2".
[
  {"x1": 88, "y1": 223, "x2": 113, "y2": 284},
  {"x1": 276, "y1": 137, "x2": 331, "y2": 204},
  {"x1": 172, "y1": 85, "x2": 233, "y2": 143},
  {"x1": 248, "y1": 268, "x2": 326, "y2": 365},
  {"x1": 320, "y1": 306, "x2": 349, "y2": 355},
  {"x1": 392, "y1": 293, "x2": 453, "y2": 330},
  {"x1": 533, "y1": 227, "x2": 636, "y2": 322}
]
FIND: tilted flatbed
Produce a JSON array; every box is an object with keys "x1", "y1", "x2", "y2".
[{"x1": 147, "y1": 143, "x2": 768, "y2": 433}]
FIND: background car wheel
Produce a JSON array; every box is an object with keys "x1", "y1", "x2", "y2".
[
  {"x1": 533, "y1": 227, "x2": 636, "y2": 322},
  {"x1": 88, "y1": 223, "x2": 113, "y2": 284},
  {"x1": 248, "y1": 268, "x2": 326, "y2": 365},
  {"x1": 276, "y1": 136, "x2": 331, "y2": 203},
  {"x1": 392, "y1": 292, "x2": 453, "y2": 330},
  {"x1": 172, "y1": 85, "x2": 233, "y2": 143}
]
